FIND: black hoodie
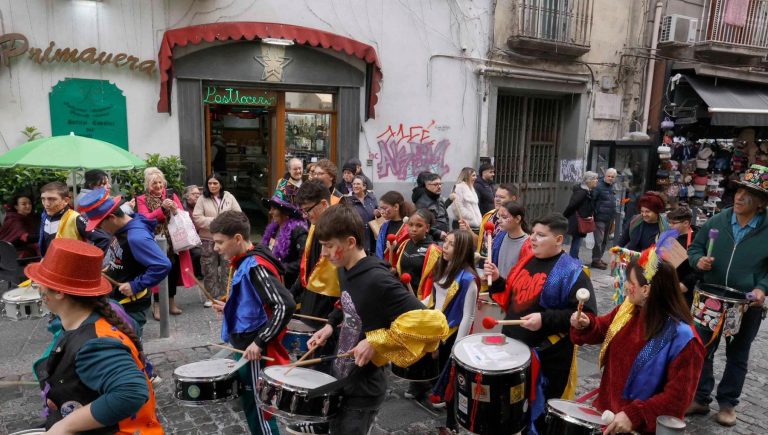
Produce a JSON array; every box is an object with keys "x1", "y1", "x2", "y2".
[{"x1": 329, "y1": 256, "x2": 425, "y2": 408}]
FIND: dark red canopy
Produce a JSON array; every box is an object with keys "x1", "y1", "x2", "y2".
[{"x1": 156, "y1": 22, "x2": 382, "y2": 118}]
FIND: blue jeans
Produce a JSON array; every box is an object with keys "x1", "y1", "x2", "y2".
[
  {"x1": 569, "y1": 236, "x2": 583, "y2": 259},
  {"x1": 694, "y1": 306, "x2": 763, "y2": 408}
]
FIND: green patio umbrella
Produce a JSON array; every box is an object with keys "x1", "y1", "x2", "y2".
[{"x1": 0, "y1": 132, "x2": 146, "y2": 199}]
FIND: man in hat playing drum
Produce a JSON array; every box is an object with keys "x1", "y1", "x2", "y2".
[
  {"x1": 686, "y1": 164, "x2": 768, "y2": 426},
  {"x1": 79, "y1": 187, "x2": 172, "y2": 337}
]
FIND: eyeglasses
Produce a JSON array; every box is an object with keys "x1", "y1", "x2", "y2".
[
  {"x1": 313, "y1": 170, "x2": 327, "y2": 177},
  {"x1": 427, "y1": 182, "x2": 443, "y2": 187},
  {"x1": 301, "y1": 201, "x2": 321, "y2": 217}
]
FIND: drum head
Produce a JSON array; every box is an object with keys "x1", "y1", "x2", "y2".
[
  {"x1": 696, "y1": 284, "x2": 747, "y2": 302},
  {"x1": 288, "y1": 319, "x2": 317, "y2": 333},
  {"x1": 3, "y1": 287, "x2": 41, "y2": 302},
  {"x1": 548, "y1": 399, "x2": 603, "y2": 426},
  {"x1": 263, "y1": 366, "x2": 337, "y2": 389},
  {"x1": 452, "y1": 333, "x2": 530, "y2": 372},
  {"x1": 174, "y1": 359, "x2": 237, "y2": 378}
]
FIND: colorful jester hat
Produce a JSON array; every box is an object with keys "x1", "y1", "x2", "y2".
[{"x1": 637, "y1": 229, "x2": 681, "y2": 282}]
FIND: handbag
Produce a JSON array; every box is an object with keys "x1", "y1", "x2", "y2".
[
  {"x1": 576, "y1": 213, "x2": 596, "y2": 234},
  {"x1": 167, "y1": 210, "x2": 202, "y2": 253}
]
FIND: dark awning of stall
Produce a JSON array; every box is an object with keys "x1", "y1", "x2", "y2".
[
  {"x1": 684, "y1": 75, "x2": 768, "y2": 126},
  {"x1": 156, "y1": 22, "x2": 382, "y2": 119}
]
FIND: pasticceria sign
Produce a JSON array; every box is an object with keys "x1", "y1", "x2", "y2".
[{"x1": 0, "y1": 33, "x2": 156, "y2": 76}]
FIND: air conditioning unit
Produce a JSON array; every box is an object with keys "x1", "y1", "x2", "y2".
[{"x1": 659, "y1": 15, "x2": 698, "y2": 44}]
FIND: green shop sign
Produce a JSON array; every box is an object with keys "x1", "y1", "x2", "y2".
[
  {"x1": 203, "y1": 86, "x2": 276, "y2": 106},
  {"x1": 49, "y1": 78, "x2": 129, "y2": 150}
]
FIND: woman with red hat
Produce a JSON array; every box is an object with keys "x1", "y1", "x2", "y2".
[
  {"x1": 28, "y1": 238, "x2": 162, "y2": 434},
  {"x1": 618, "y1": 191, "x2": 670, "y2": 251}
]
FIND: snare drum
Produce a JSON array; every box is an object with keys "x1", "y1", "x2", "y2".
[
  {"x1": 474, "y1": 293, "x2": 505, "y2": 333},
  {"x1": 1, "y1": 286, "x2": 49, "y2": 321},
  {"x1": 173, "y1": 359, "x2": 239, "y2": 405},
  {"x1": 256, "y1": 366, "x2": 341, "y2": 423},
  {"x1": 452, "y1": 333, "x2": 531, "y2": 435},
  {"x1": 391, "y1": 353, "x2": 439, "y2": 381},
  {"x1": 543, "y1": 399, "x2": 603, "y2": 435},
  {"x1": 692, "y1": 283, "x2": 749, "y2": 337},
  {"x1": 283, "y1": 319, "x2": 317, "y2": 358}
]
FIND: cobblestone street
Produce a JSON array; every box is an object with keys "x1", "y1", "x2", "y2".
[{"x1": 2, "y1": 263, "x2": 767, "y2": 434}]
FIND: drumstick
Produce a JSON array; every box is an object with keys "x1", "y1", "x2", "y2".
[
  {"x1": 483, "y1": 221, "x2": 495, "y2": 286},
  {"x1": 481, "y1": 316, "x2": 525, "y2": 329},
  {"x1": 601, "y1": 410, "x2": 615, "y2": 424},
  {"x1": 207, "y1": 342, "x2": 275, "y2": 362},
  {"x1": 101, "y1": 273, "x2": 121, "y2": 287},
  {"x1": 285, "y1": 351, "x2": 354, "y2": 368},
  {"x1": 293, "y1": 313, "x2": 329, "y2": 323},
  {"x1": 400, "y1": 273, "x2": 415, "y2": 294},
  {"x1": 576, "y1": 288, "x2": 590, "y2": 319},
  {"x1": 185, "y1": 268, "x2": 217, "y2": 303},
  {"x1": 285, "y1": 345, "x2": 318, "y2": 375},
  {"x1": 707, "y1": 229, "x2": 719, "y2": 257}
]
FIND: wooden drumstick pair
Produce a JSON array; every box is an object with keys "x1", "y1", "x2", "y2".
[
  {"x1": 576, "y1": 288, "x2": 590, "y2": 318},
  {"x1": 285, "y1": 351, "x2": 354, "y2": 369},
  {"x1": 483, "y1": 222, "x2": 495, "y2": 286},
  {"x1": 481, "y1": 288, "x2": 590, "y2": 330}
]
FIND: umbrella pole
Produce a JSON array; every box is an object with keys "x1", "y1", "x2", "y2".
[{"x1": 71, "y1": 170, "x2": 79, "y2": 210}]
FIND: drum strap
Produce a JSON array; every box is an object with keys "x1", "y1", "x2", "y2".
[
  {"x1": 703, "y1": 313, "x2": 726, "y2": 348},
  {"x1": 469, "y1": 372, "x2": 483, "y2": 433}
]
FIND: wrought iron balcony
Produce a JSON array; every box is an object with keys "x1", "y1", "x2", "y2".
[
  {"x1": 507, "y1": 0, "x2": 594, "y2": 57},
  {"x1": 696, "y1": 0, "x2": 768, "y2": 58}
]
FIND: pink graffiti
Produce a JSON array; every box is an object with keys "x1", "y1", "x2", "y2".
[{"x1": 375, "y1": 122, "x2": 450, "y2": 181}]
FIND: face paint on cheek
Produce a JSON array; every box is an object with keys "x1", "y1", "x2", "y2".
[{"x1": 332, "y1": 247, "x2": 344, "y2": 262}]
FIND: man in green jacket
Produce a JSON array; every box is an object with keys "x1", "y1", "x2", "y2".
[{"x1": 685, "y1": 164, "x2": 768, "y2": 427}]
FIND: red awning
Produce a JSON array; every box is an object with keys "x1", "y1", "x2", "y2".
[{"x1": 156, "y1": 22, "x2": 382, "y2": 118}]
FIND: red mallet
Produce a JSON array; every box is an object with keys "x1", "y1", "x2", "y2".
[
  {"x1": 576, "y1": 288, "x2": 590, "y2": 319},
  {"x1": 386, "y1": 233, "x2": 398, "y2": 266},
  {"x1": 481, "y1": 316, "x2": 526, "y2": 329},
  {"x1": 483, "y1": 221, "x2": 495, "y2": 286},
  {"x1": 400, "y1": 273, "x2": 415, "y2": 294}
]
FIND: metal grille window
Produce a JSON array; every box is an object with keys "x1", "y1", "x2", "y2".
[
  {"x1": 495, "y1": 95, "x2": 561, "y2": 220},
  {"x1": 519, "y1": 0, "x2": 594, "y2": 46}
]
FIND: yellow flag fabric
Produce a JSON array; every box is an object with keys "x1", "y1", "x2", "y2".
[{"x1": 365, "y1": 309, "x2": 450, "y2": 367}]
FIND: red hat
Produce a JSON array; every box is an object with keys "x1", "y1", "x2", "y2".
[
  {"x1": 25, "y1": 238, "x2": 111, "y2": 296},
  {"x1": 638, "y1": 192, "x2": 665, "y2": 214}
]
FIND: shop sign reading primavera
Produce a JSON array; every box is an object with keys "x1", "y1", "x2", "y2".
[{"x1": 0, "y1": 33, "x2": 156, "y2": 76}]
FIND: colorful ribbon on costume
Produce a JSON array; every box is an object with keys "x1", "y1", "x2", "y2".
[{"x1": 609, "y1": 247, "x2": 640, "y2": 306}]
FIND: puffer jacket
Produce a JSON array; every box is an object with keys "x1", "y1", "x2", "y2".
[{"x1": 592, "y1": 179, "x2": 617, "y2": 223}]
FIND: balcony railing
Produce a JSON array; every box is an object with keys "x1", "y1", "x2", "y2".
[
  {"x1": 515, "y1": 0, "x2": 594, "y2": 48},
  {"x1": 700, "y1": 0, "x2": 768, "y2": 50}
]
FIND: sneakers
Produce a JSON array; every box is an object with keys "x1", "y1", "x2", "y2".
[
  {"x1": 685, "y1": 400, "x2": 710, "y2": 415},
  {"x1": 203, "y1": 300, "x2": 213, "y2": 308},
  {"x1": 150, "y1": 374, "x2": 162, "y2": 385},
  {"x1": 403, "y1": 390, "x2": 418, "y2": 399},
  {"x1": 715, "y1": 406, "x2": 737, "y2": 426}
]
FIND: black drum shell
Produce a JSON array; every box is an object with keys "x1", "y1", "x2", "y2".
[
  {"x1": 256, "y1": 376, "x2": 341, "y2": 422},
  {"x1": 174, "y1": 376, "x2": 239, "y2": 405},
  {"x1": 543, "y1": 408, "x2": 602, "y2": 435},
  {"x1": 453, "y1": 359, "x2": 531, "y2": 435}
]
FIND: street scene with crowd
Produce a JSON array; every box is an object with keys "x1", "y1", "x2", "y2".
[{"x1": 3, "y1": 1, "x2": 768, "y2": 434}]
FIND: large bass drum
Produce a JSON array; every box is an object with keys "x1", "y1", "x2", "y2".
[{"x1": 451, "y1": 333, "x2": 531, "y2": 435}]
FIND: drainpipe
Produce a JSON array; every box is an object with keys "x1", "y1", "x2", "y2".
[{"x1": 641, "y1": 1, "x2": 663, "y2": 134}]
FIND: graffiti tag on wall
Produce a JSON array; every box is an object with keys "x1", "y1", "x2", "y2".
[{"x1": 373, "y1": 120, "x2": 450, "y2": 181}]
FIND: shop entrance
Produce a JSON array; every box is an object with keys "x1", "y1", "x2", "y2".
[{"x1": 203, "y1": 85, "x2": 336, "y2": 234}]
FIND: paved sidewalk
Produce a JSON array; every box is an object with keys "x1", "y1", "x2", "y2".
[{"x1": 2, "y1": 259, "x2": 767, "y2": 434}]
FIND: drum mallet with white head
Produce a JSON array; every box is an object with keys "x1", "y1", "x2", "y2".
[{"x1": 576, "y1": 288, "x2": 590, "y2": 319}]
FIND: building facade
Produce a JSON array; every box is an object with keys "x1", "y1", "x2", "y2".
[{"x1": 1, "y1": 0, "x2": 663, "y2": 222}]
